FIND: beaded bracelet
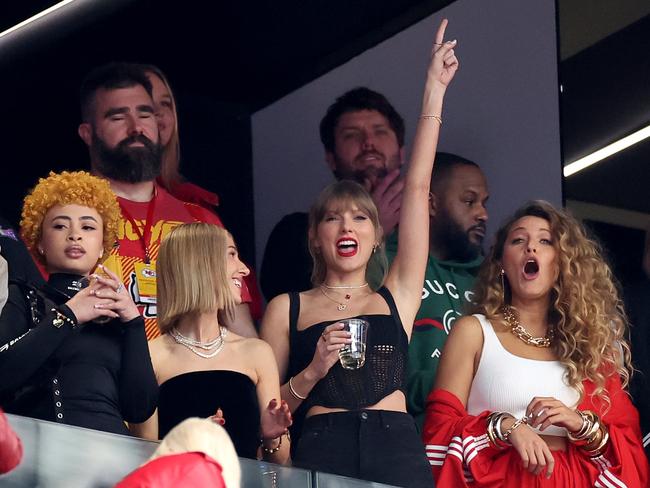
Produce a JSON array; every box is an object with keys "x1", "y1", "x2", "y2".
[
  {"x1": 260, "y1": 431, "x2": 289, "y2": 455},
  {"x1": 51, "y1": 308, "x2": 77, "y2": 329}
]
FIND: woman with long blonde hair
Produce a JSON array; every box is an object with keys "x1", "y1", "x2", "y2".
[{"x1": 423, "y1": 200, "x2": 648, "y2": 487}]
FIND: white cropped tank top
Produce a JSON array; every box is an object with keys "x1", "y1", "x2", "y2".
[{"x1": 466, "y1": 314, "x2": 580, "y2": 437}]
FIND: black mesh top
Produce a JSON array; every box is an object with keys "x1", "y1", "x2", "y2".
[{"x1": 287, "y1": 286, "x2": 408, "y2": 410}]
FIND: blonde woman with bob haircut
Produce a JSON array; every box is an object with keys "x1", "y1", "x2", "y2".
[
  {"x1": 423, "y1": 200, "x2": 648, "y2": 487},
  {"x1": 132, "y1": 223, "x2": 292, "y2": 464}
]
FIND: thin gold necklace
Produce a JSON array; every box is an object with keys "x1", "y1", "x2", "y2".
[
  {"x1": 323, "y1": 282, "x2": 369, "y2": 290},
  {"x1": 501, "y1": 305, "x2": 553, "y2": 348},
  {"x1": 319, "y1": 286, "x2": 358, "y2": 311}
]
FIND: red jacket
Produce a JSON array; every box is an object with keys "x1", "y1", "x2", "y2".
[
  {"x1": 423, "y1": 375, "x2": 649, "y2": 487},
  {"x1": 0, "y1": 409, "x2": 22, "y2": 474}
]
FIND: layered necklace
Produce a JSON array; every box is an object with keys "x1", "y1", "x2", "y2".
[
  {"x1": 169, "y1": 326, "x2": 228, "y2": 358},
  {"x1": 320, "y1": 282, "x2": 369, "y2": 311},
  {"x1": 501, "y1": 305, "x2": 554, "y2": 348}
]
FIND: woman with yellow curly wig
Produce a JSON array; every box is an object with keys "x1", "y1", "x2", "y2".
[
  {"x1": 0, "y1": 171, "x2": 157, "y2": 435},
  {"x1": 423, "y1": 200, "x2": 648, "y2": 487}
]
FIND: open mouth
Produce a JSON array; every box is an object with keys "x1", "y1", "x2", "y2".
[
  {"x1": 523, "y1": 259, "x2": 539, "y2": 279},
  {"x1": 358, "y1": 151, "x2": 383, "y2": 163},
  {"x1": 232, "y1": 278, "x2": 242, "y2": 289},
  {"x1": 336, "y1": 238, "x2": 358, "y2": 257}
]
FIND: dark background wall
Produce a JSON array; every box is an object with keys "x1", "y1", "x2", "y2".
[{"x1": 0, "y1": 0, "x2": 455, "y2": 269}]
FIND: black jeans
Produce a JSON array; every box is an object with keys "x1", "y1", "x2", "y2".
[{"x1": 294, "y1": 410, "x2": 434, "y2": 487}]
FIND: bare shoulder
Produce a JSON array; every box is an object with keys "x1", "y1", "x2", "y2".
[
  {"x1": 238, "y1": 337, "x2": 279, "y2": 380},
  {"x1": 148, "y1": 335, "x2": 170, "y2": 361},
  {"x1": 446, "y1": 315, "x2": 484, "y2": 351},
  {"x1": 261, "y1": 293, "x2": 291, "y2": 328},
  {"x1": 239, "y1": 336, "x2": 274, "y2": 356}
]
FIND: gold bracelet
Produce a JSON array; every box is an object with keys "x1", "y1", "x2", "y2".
[
  {"x1": 583, "y1": 426, "x2": 610, "y2": 457},
  {"x1": 420, "y1": 114, "x2": 442, "y2": 125},
  {"x1": 568, "y1": 410, "x2": 591, "y2": 440},
  {"x1": 288, "y1": 376, "x2": 307, "y2": 400},
  {"x1": 568, "y1": 410, "x2": 601, "y2": 446},
  {"x1": 260, "y1": 432, "x2": 283, "y2": 454},
  {"x1": 486, "y1": 412, "x2": 510, "y2": 449},
  {"x1": 502, "y1": 416, "x2": 528, "y2": 441}
]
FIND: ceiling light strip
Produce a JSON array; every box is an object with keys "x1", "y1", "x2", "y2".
[
  {"x1": 0, "y1": 0, "x2": 77, "y2": 39},
  {"x1": 564, "y1": 124, "x2": 650, "y2": 177}
]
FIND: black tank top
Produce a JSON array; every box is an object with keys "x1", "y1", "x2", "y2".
[{"x1": 287, "y1": 286, "x2": 408, "y2": 410}]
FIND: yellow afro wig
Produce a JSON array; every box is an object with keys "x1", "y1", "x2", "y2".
[{"x1": 21, "y1": 171, "x2": 120, "y2": 264}]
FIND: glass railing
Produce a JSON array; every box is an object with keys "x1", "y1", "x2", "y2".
[{"x1": 0, "y1": 414, "x2": 397, "y2": 487}]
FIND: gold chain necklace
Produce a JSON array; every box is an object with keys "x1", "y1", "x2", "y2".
[
  {"x1": 501, "y1": 305, "x2": 553, "y2": 348},
  {"x1": 319, "y1": 286, "x2": 357, "y2": 311}
]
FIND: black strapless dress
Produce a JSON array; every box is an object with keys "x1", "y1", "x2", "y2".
[{"x1": 158, "y1": 370, "x2": 260, "y2": 459}]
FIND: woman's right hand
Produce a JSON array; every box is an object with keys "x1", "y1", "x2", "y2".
[
  {"x1": 65, "y1": 283, "x2": 119, "y2": 325},
  {"x1": 425, "y1": 19, "x2": 459, "y2": 91},
  {"x1": 507, "y1": 422, "x2": 555, "y2": 479},
  {"x1": 306, "y1": 322, "x2": 352, "y2": 380}
]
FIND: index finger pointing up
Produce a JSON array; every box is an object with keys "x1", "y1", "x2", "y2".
[{"x1": 435, "y1": 18, "x2": 448, "y2": 45}]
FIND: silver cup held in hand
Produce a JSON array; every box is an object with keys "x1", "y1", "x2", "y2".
[{"x1": 338, "y1": 318, "x2": 369, "y2": 370}]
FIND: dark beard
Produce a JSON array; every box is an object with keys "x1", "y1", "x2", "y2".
[
  {"x1": 331, "y1": 150, "x2": 400, "y2": 189},
  {"x1": 92, "y1": 132, "x2": 162, "y2": 183},
  {"x1": 333, "y1": 165, "x2": 389, "y2": 186},
  {"x1": 436, "y1": 210, "x2": 484, "y2": 262}
]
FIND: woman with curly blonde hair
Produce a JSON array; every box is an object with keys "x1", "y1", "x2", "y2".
[
  {"x1": 0, "y1": 171, "x2": 157, "y2": 435},
  {"x1": 423, "y1": 200, "x2": 648, "y2": 487}
]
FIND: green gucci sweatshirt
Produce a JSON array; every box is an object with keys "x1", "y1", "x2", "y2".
[{"x1": 385, "y1": 235, "x2": 482, "y2": 430}]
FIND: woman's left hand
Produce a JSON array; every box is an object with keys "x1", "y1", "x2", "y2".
[
  {"x1": 91, "y1": 265, "x2": 141, "y2": 323},
  {"x1": 260, "y1": 398, "x2": 292, "y2": 441},
  {"x1": 426, "y1": 19, "x2": 459, "y2": 89},
  {"x1": 526, "y1": 396, "x2": 583, "y2": 433}
]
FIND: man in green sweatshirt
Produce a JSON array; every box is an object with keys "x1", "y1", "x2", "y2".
[{"x1": 386, "y1": 152, "x2": 489, "y2": 429}]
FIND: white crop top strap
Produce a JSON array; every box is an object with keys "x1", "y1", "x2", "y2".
[{"x1": 466, "y1": 314, "x2": 580, "y2": 437}]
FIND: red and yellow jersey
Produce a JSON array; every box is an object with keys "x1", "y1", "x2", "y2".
[{"x1": 106, "y1": 185, "x2": 251, "y2": 340}]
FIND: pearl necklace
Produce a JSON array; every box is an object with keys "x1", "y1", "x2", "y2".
[
  {"x1": 169, "y1": 326, "x2": 228, "y2": 358},
  {"x1": 501, "y1": 305, "x2": 553, "y2": 348}
]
